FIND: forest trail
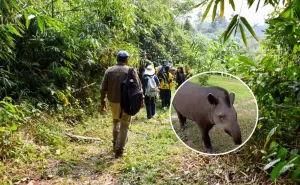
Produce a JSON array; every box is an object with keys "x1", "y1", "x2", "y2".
[{"x1": 11, "y1": 107, "x2": 277, "y2": 185}]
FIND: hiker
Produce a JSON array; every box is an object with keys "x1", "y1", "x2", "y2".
[
  {"x1": 142, "y1": 65, "x2": 160, "y2": 119},
  {"x1": 156, "y1": 60, "x2": 168, "y2": 102},
  {"x1": 170, "y1": 66, "x2": 176, "y2": 76},
  {"x1": 159, "y1": 64, "x2": 173, "y2": 110},
  {"x1": 152, "y1": 60, "x2": 158, "y2": 68},
  {"x1": 185, "y1": 65, "x2": 193, "y2": 80},
  {"x1": 138, "y1": 51, "x2": 153, "y2": 82},
  {"x1": 176, "y1": 66, "x2": 185, "y2": 89},
  {"x1": 100, "y1": 51, "x2": 142, "y2": 158}
]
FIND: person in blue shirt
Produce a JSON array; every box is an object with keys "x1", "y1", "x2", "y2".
[{"x1": 142, "y1": 65, "x2": 160, "y2": 119}]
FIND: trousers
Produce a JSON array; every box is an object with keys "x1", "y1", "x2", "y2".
[
  {"x1": 161, "y1": 89, "x2": 171, "y2": 108},
  {"x1": 144, "y1": 95, "x2": 156, "y2": 119},
  {"x1": 109, "y1": 102, "x2": 131, "y2": 152}
]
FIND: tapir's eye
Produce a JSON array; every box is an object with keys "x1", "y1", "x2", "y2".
[{"x1": 218, "y1": 115, "x2": 225, "y2": 119}]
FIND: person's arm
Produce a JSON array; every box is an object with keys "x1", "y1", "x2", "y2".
[
  {"x1": 142, "y1": 77, "x2": 146, "y2": 95},
  {"x1": 100, "y1": 69, "x2": 109, "y2": 113},
  {"x1": 169, "y1": 73, "x2": 173, "y2": 83},
  {"x1": 154, "y1": 75, "x2": 160, "y2": 86},
  {"x1": 169, "y1": 73, "x2": 173, "y2": 90},
  {"x1": 133, "y1": 68, "x2": 142, "y2": 88},
  {"x1": 180, "y1": 74, "x2": 185, "y2": 83},
  {"x1": 132, "y1": 68, "x2": 144, "y2": 107}
]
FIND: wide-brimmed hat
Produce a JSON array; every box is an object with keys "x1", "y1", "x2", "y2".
[{"x1": 144, "y1": 65, "x2": 155, "y2": 75}]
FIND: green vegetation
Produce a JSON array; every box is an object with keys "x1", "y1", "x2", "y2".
[
  {"x1": 0, "y1": 0, "x2": 299, "y2": 184},
  {"x1": 172, "y1": 75, "x2": 257, "y2": 153}
]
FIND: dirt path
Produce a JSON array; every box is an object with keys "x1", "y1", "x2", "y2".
[{"x1": 10, "y1": 108, "x2": 286, "y2": 185}]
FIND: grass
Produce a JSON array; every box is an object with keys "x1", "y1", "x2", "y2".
[
  {"x1": 1, "y1": 84, "x2": 290, "y2": 184},
  {"x1": 172, "y1": 74, "x2": 258, "y2": 154}
]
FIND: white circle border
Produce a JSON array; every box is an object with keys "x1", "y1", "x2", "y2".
[{"x1": 169, "y1": 71, "x2": 259, "y2": 156}]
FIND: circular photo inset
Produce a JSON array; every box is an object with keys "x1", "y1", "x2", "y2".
[{"x1": 170, "y1": 72, "x2": 258, "y2": 155}]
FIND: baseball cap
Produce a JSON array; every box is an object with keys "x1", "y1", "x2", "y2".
[{"x1": 117, "y1": 51, "x2": 130, "y2": 57}]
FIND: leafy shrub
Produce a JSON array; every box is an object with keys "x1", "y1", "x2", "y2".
[
  {"x1": 262, "y1": 127, "x2": 300, "y2": 182},
  {"x1": 0, "y1": 97, "x2": 24, "y2": 159},
  {"x1": 197, "y1": 74, "x2": 209, "y2": 86}
]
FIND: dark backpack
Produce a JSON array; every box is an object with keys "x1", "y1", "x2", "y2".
[
  {"x1": 157, "y1": 66, "x2": 165, "y2": 79},
  {"x1": 158, "y1": 67, "x2": 169, "y2": 85},
  {"x1": 120, "y1": 67, "x2": 143, "y2": 118}
]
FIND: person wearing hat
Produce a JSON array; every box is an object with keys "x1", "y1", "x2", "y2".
[
  {"x1": 100, "y1": 50, "x2": 142, "y2": 158},
  {"x1": 142, "y1": 65, "x2": 160, "y2": 119},
  {"x1": 169, "y1": 66, "x2": 176, "y2": 75},
  {"x1": 138, "y1": 51, "x2": 154, "y2": 82}
]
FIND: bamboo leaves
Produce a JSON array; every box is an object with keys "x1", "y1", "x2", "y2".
[
  {"x1": 240, "y1": 16, "x2": 258, "y2": 41},
  {"x1": 37, "y1": 16, "x2": 45, "y2": 34},
  {"x1": 220, "y1": 15, "x2": 259, "y2": 47},
  {"x1": 201, "y1": 0, "x2": 214, "y2": 22},
  {"x1": 192, "y1": 0, "x2": 208, "y2": 9},
  {"x1": 212, "y1": 0, "x2": 220, "y2": 22},
  {"x1": 221, "y1": 14, "x2": 238, "y2": 43},
  {"x1": 24, "y1": 9, "x2": 36, "y2": 29},
  {"x1": 195, "y1": 0, "x2": 260, "y2": 47},
  {"x1": 202, "y1": 0, "x2": 227, "y2": 22},
  {"x1": 256, "y1": 0, "x2": 261, "y2": 12},
  {"x1": 6, "y1": 25, "x2": 22, "y2": 37},
  {"x1": 239, "y1": 24, "x2": 247, "y2": 46},
  {"x1": 229, "y1": 0, "x2": 235, "y2": 11}
]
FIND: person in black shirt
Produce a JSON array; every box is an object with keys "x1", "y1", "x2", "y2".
[{"x1": 176, "y1": 66, "x2": 185, "y2": 89}]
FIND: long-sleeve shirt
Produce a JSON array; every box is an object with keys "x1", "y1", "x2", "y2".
[
  {"x1": 100, "y1": 63, "x2": 141, "y2": 103},
  {"x1": 159, "y1": 72, "x2": 173, "y2": 90},
  {"x1": 176, "y1": 73, "x2": 185, "y2": 87}
]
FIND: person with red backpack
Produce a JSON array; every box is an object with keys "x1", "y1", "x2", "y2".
[
  {"x1": 100, "y1": 51, "x2": 143, "y2": 158},
  {"x1": 142, "y1": 65, "x2": 160, "y2": 119}
]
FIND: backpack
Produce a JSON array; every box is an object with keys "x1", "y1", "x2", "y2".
[
  {"x1": 120, "y1": 68, "x2": 143, "y2": 118},
  {"x1": 161, "y1": 72, "x2": 170, "y2": 88},
  {"x1": 145, "y1": 75, "x2": 158, "y2": 97},
  {"x1": 157, "y1": 66, "x2": 165, "y2": 79}
]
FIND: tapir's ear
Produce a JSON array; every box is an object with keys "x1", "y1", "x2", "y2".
[
  {"x1": 208, "y1": 93, "x2": 219, "y2": 106},
  {"x1": 229, "y1": 93, "x2": 235, "y2": 105}
]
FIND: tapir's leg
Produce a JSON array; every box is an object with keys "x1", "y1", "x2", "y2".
[
  {"x1": 175, "y1": 109, "x2": 186, "y2": 130},
  {"x1": 199, "y1": 124, "x2": 214, "y2": 153}
]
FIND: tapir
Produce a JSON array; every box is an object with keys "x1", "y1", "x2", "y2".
[{"x1": 173, "y1": 81, "x2": 242, "y2": 153}]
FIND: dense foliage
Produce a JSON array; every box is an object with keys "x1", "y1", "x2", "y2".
[{"x1": 210, "y1": 0, "x2": 300, "y2": 181}]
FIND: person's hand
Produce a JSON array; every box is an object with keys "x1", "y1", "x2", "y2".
[
  {"x1": 101, "y1": 102, "x2": 107, "y2": 114},
  {"x1": 141, "y1": 103, "x2": 145, "y2": 108}
]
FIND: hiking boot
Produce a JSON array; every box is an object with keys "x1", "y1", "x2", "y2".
[
  {"x1": 115, "y1": 149, "x2": 124, "y2": 158},
  {"x1": 112, "y1": 141, "x2": 116, "y2": 152}
]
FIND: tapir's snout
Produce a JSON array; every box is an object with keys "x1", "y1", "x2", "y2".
[
  {"x1": 234, "y1": 136, "x2": 242, "y2": 145},
  {"x1": 225, "y1": 122, "x2": 242, "y2": 145}
]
